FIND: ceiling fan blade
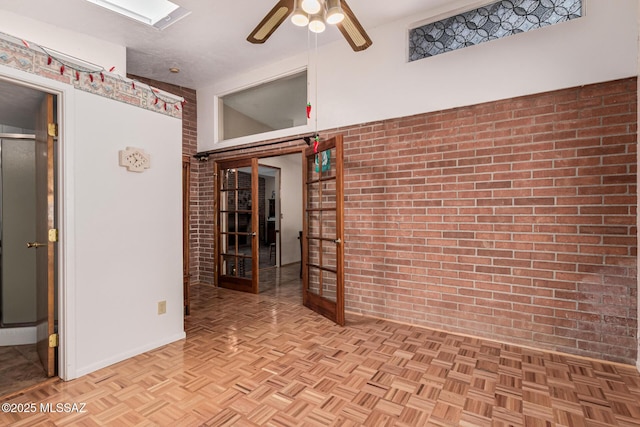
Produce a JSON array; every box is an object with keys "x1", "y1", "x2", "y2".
[
  {"x1": 247, "y1": 0, "x2": 295, "y2": 44},
  {"x1": 336, "y1": 0, "x2": 372, "y2": 51}
]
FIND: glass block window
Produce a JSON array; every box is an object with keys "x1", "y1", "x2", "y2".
[{"x1": 409, "y1": 0, "x2": 582, "y2": 62}]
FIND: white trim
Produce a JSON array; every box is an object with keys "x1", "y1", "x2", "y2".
[
  {"x1": 0, "y1": 64, "x2": 76, "y2": 380},
  {"x1": 57, "y1": 79, "x2": 77, "y2": 381},
  {"x1": 74, "y1": 332, "x2": 186, "y2": 378},
  {"x1": 212, "y1": 123, "x2": 311, "y2": 150},
  {"x1": 215, "y1": 66, "x2": 308, "y2": 99}
]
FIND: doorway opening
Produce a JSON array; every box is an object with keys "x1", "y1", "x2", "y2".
[
  {"x1": 215, "y1": 152, "x2": 304, "y2": 295},
  {"x1": 211, "y1": 135, "x2": 345, "y2": 325},
  {"x1": 0, "y1": 80, "x2": 59, "y2": 397},
  {"x1": 258, "y1": 155, "x2": 304, "y2": 292},
  {"x1": 258, "y1": 164, "x2": 279, "y2": 271}
]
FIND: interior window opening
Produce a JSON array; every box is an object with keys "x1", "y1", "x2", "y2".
[{"x1": 219, "y1": 70, "x2": 307, "y2": 141}]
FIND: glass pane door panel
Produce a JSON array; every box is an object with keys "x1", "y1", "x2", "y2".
[
  {"x1": 222, "y1": 168, "x2": 235, "y2": 188},
  {"x1": 321, "y1": 187, "x2": 337, "y2": 212},
  {"x1": 308, "y1": 268, "x2": 321, "y2": 294},
  {"x1": 322, "y1": 270, "x2": 337, "y2": 302},
  {"x1": 322, "y1": 242, "x2": 337, "y2": 270},
  {"x1": 308, "y1": 238, "x2": 320, "y2": 267},
  {"x1": 308, "y1": 182, "x2": 321, "y2": 210},
  {"x1": 321, "y1": 210, "x2": 337, "y2": 240},
  {"x1": 308, "y1": 212, "x2": 321, "y2": 238}
]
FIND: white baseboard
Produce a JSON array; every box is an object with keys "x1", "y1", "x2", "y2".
[
  {"x1": 0, "y1": 326, "x2": 37, "y2": 345},
  {"x1": 636, "y1": 359, "x2": 640, "y2": 373},
  {"x1": 72, "y1": 331, "x2": 186, "y2": 379}
]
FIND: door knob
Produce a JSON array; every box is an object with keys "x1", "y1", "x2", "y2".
[{"x1": 26, "y1": 242, "x2": 46, "y2": 249}]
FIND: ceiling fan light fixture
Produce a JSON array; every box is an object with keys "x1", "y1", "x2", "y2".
[
  {"x1": 301, "y1": 0, "x2": 322, "y2": 15},
  {"x1": 291, "y1": 13, "x2": 309, "y2": 27},
  {"x1": 248, "y1": 0, "x2": 372, "y2": 51},
  {"x1": 308, "y1": 13, "x2": 326, "y2": 33},
  {"x1": 291, "y1": 0, "x2": 309, "y2": 26},
  {"x1": 325, "y1": 0, "x2": 344, "y2": 25}
]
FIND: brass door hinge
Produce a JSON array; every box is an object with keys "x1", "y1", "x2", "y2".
[
  {"x1": 48, "y1": 123, "x2": 58, "y2": 137},
  {"x1": 48, "y1": 228, "x2": 58, "y2": 242},
  {"x1": 49, "y1": 333, "x2": 58, "y2": 348}
]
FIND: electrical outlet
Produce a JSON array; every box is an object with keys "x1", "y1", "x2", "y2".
[{"x1": 157, "y1": 301, "x2": 166, "y2": 315}]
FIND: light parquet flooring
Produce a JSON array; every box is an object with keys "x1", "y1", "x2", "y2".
[{"x1": 2, "y1": 265, "x2": 640, "y2": 426}]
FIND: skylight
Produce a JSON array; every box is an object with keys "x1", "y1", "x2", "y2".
[{"x1": 84, "y1": 0, "x2": 190, "y2": 30}]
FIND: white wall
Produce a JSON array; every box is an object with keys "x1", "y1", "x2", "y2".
[
  {"x1": 0, "y1": 10, "x2": 126, "y2": 74},
  {"x1": 0, "y1": 64, "x2": 184, "y2": 379},
  {"x1": 265, "y1": 176, "x2": 276, "y2": 215},
  {"x1": 261, "y1": 153, "x2": 303, "y2": 266},
  {"x1": 224, "y1": 105, "x2": 274, "y2": 140},
  {"x1": 73, "y1": 90, "x2": 184, "y2": 376},
  {"x1": 198, "y1": 0, "x2": 639, "y2": 151}
]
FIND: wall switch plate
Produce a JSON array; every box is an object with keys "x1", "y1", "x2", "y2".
[{"x1": 158, "y1": 301, "x2": 166, "y2": 315}]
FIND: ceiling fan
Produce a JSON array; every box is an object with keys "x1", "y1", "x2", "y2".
[{"x1": 247, "y1": 0, "x2": 372, "y2": 52}]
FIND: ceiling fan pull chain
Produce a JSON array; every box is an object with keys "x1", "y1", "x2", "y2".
[
  {"x1": 307, "y1": 24, "x2": 312, "y2": 125},
  {"x1": 314, "y1": 30, "x2": 319, "y2": 138}
]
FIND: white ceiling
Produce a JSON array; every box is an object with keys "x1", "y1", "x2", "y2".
[
  {"x1": 0, "y1": 0, "x2": 456, "y2": 89},
  {"x1": 0, "y1": 0, "x2": 472, "y2": 131}
]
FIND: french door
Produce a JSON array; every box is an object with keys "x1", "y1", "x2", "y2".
[
  {"x1": 216, "y1": 158, "x2": 259, "y2": 293},
  {"x1": 303, "y1": 135, "x2": 345, "y2": 325}
]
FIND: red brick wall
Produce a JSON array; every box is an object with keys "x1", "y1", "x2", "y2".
[
  {"x1": 194, "y1": 160, "x2": 215, "y2": 283},
  {"x1": 327, "y1": 77, "x2": 637, "y2": 364}
]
